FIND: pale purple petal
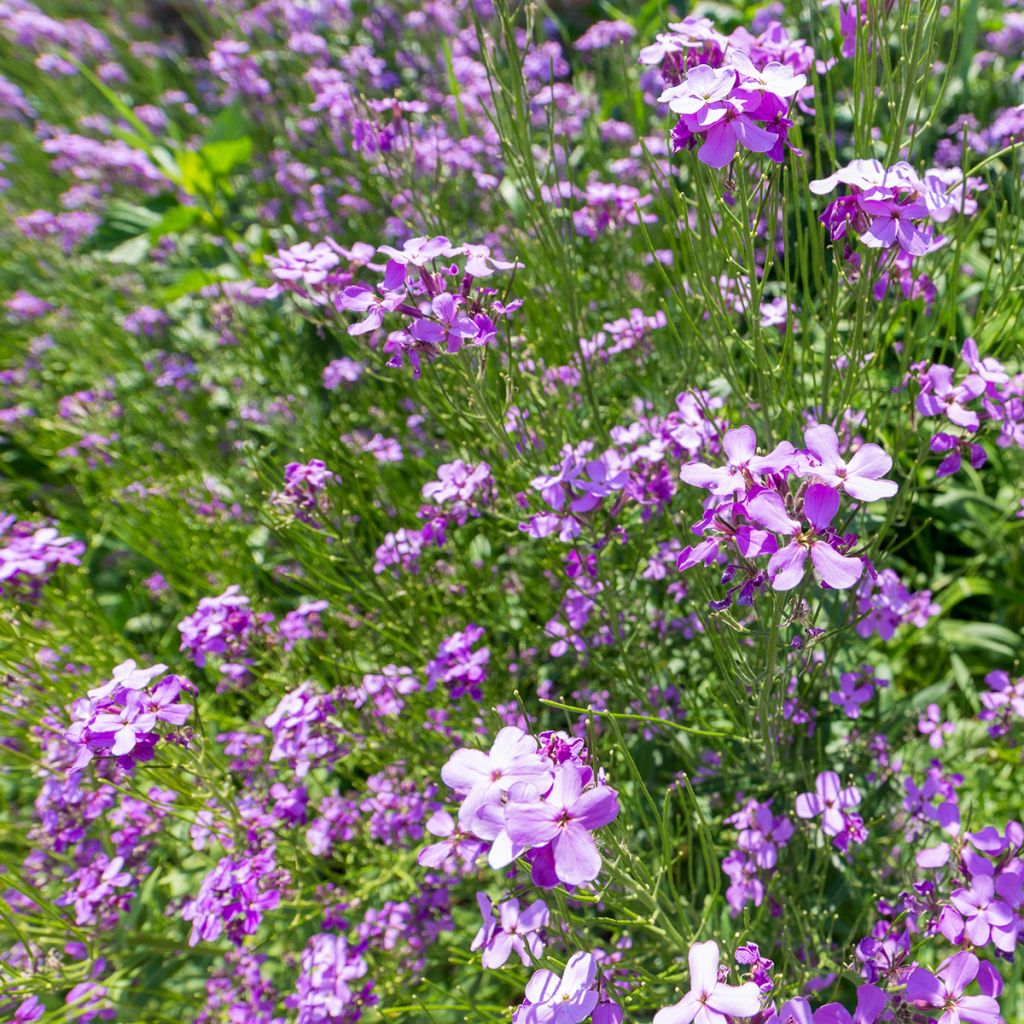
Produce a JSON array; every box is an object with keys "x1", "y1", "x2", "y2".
[
  {"x1": 810, "y1": 542, "x2": 863, "y2": 589},
  {"x1": 688, "y1": 940, "x2": 720, "y2": 996},
  {"x1": 766, "y1": 542, "x2": 807, "y2": 590}
]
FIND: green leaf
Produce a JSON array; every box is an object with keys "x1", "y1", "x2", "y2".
[
  {"x1": 200, "y1": 136, "x2": 253, "y2": 177},
  {"x1": 203, "y1": 100, "x2": 250, "y2": 145},
  {"x1": 176, "y1": 150, "x2": 213, "y2": 197},
  {"x1": 105, "y1": 234, "x2": 151, "y2": 265},
  {"x1": 148, "y1": 205, "x2": 204, "y2": 240},
  {"x1": 938, "y1": 620, "x2": 1022, "y2": 660},
  {"x1": 155, "y1": 266, "x2": 240, "y2": 303}
]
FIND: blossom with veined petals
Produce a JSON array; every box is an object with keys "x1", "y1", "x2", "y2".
[
  {"x1": 653, "y1": 940, "x2": 762, "y2": 1024},
  {"x1": 514, "y1": 952, "x2": 599, "y2": 1024},
  {"x1": 795, "y1": 771, "x2": 861, "y2": 836},
  {"x1": 801, "y1": 425, "x2": 897, "y2": 502}
]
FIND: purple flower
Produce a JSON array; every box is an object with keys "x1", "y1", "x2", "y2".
[
  {"x1": 904, "y1": 952, "x2": 1001, "y2": 1024},
  {"x1": 426, "y1": 625, "x2": 490, "y2": 700},
  {"x1": 811, "y1": 984, "x2": 886, "y2": 1024},
  {"x1": 829, "y1": 667, "x2": 881, "y2": 718},
  {"x1": 679, "y1": 425, "x2": 794, "y2": 496},
  {"x1": 417, "y1": 809, "x2": 487, "y2": 870},
  {"x1": 949, "y1": 874, "x2": 1015, "y2": 947},
  {"x1": 377, "y1": 235, "x2": 462, "y2": 266},
  {"x1": 12, "y1": 996, "x2": 45, "y2": 1023},
  {"x1": 653, "y1": 940, "x2": 762, "y2": 1024},
  {"x1": 289, "y1": 933, "x2": 374, "y2": 1024},
  {"x1": 858, "y1": 197, "x2": 932, "y2": 255},
  {"x1": 0, "y1": 517, "x2": 85, "y2": 600},
  {"x1": 461, "y1": 243, "x2": 520, "y2": 277},
  {"x1": 748, "y1": 484, "x2": 864, "y2": 591},
  {"x1": 442, "y1": 726, "x2": 552, "y2": 831},
  {"x1": 802, "y1": 425, "x2": 897, "y2": 502},
  {"x1": 408, "y1": 292, "x2": 481, "y2": 350},
  {"x1": 267, "y1": 240, "x2": 341, "y2": 294},
  {"x1": 472, "y1": 892, "x2": 549, "y2": 968},
  {"x1": 514, "y1": 951, "x2": 599, "y2": 1024},
  {"x1": 795, "y1": 771, "x2": 861, "y2": 837},
  {"x1": 88, "y1": 658, "x2": 168, "y2": 700},
  {"x1": 916, "y1": 365, "x2": 985, "y2": 430},
  {"x1": 505, "y1": 765, "x2": 619, "y2": 886},
  {"x1": 918, "y1": 703, "x2": 955, "y2": 748}
]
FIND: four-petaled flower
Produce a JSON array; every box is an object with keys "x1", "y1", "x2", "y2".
[
  {"x1": 795, "y1": 771, "x2": 861, "y2": 837},
  {"x1": 654, "y1": 940, "x2": 762, "y2": 1024}
]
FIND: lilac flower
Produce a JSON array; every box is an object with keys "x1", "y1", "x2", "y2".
[
  {"x1": 653, "y1": 940, "x2": 762, "y2": 1024},
  {"x1": 272, "y1": 459, "x2": 336, "y2": 526},
  {"x1": 829, "y1": 667, "x2": 881, "y2": 718},
  {"x1": 178, "y1": 586, "x2": 270, "y2": 672},
  {"x1": 265, "y1": 682, "x2": 346, "y2": 778},
  {"x1": 855, "y1": 569, "x2": 939, "y2": 640},
  {"x1": 87, "y1": 658, "x2": 168, "y2": 700},
  {"x1": 949, "y1": 874, "x2": 1016, "y2": 947},
  {"x1": 377, "y1": 235, "x2": 462, "y2": 266},
  {"x1": 417, "y1": 810, "x2": 487, "y2": 870},
  {"x1": 407, "y1": 292, "x2": 481, "y2": 350},
  {"x1": 810, "y1": 160, "x2": 946, "y2": 258},
  {"x1": 574, "y1": 20, "x2": 636, "y2": 52},
  {"x1": 514, "y1": 952, "x2": 599, "y2": 1024},
  {"x1": 917, "y1": 365, "x2": 985, "y2": 430},
  {"x1": 268, "y1": 240, "x2": 342, "y2": 294},
  {"x1": 12, "y1": 996, "x2": 44, "y2": 1023},
  {"x1": 904, "y1": 952, "x2": 1001, "y2": 1024},
  {"x1": 338, "y1": 274, "x2": 406, "y2": 336},
  {"x1": 505, "y1": 764, "x2": 619, "y2": 886},
  {"x1": 722, "y1": 798, "x2": 793, "y2": 914},
  {"x1": 346, "y1": 664, "x2": 420, "y2": 717},
  {"x1": 289, "y1": 933, "x2": 374, "y2": 1024},
  {"x1": 748, "y1": 485, "x2": 864, "y2": 591},
  {"x1": 461, "y1": 244, "x2": 520, "y2": 277},
  {"x1": 422, "y1": 460, "x2": 495, "y2": 522},
  {"x1": 426, "y1": 625, "x2": 490, "y2": 700},
  {"x1": 679, "y1": 425, "x2": 794, "y2": 496},
  {"x1": 918, "y1": 704, "x2": 955, "y2": 748},
  {"x1": 658, "y1": 56, "x2": 804, "y2": 169},
  {"x1": 0, "y1": 517, "x2": 85, "y2": 599},
  {"x1": 441, "y1": 726, "x2": 552, "y2": 831},
  {"x1": 323, "y1": 357, "x2": 364, "y2": 389},
  {"x1": 811, "y1": 984, "x2": 886, "y2": 1024},
  {"x1": 795, "y1": 771, "x2": 861, "y2": 838},
  {"x1": 181, "y1": 849, "x2": 286, "y2": 946},
  {"x1": 66, "y1": 666, "x2": 192, "y2": 771},
  {"x1": 980, "y1": 670, "x2": 1024, "y2": 736},
  {"x1": 278, "y1": 600, "x2": 329, "y2": 651},
  {"x1": 472, "y1": 892, "x2": 549, "y2": 968},
  {"x1": 801, "y1": 425, "x2": 897, "y2": 501}
]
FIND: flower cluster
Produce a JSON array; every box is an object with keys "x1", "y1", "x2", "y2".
[
  {"x1": 438, "y1": 726, "x2": 619, "y2": 888},
  {"x1": 0, "y1": 515, "x2": 84, "y2": 600},
  {"x1": 288, "y1": 933, "x2": 376, "y2": 1024},
  {"x1": 334, "y1": 236, "x2": 521, "y2": 376},
  {"x1": 722, "y1": 798, "x2": 793, "y2": 914},
  {"x1": 914, "y1": 338, "x2": 1024, "y2": 478},
  {"x1": 811, "y1": 160, "x2": 981, "y2": 260},
  {"x1": 265, "y1": 682, "x2": 347, "y2": 779},
  {"x1": 178, "y1": 586, "x2": 273, "y2": 681},
  {"x1": 677, "y1": 424, "x2": 897, "y2": 604},
  {"x1": 980, "y1": 671, "x2": 1024, "y2": 739},
  {"x1": 426, "y1": 625, "x2": 490, "y2": 701},
  {"x1": 272, "y1": 459, "x2": 336, "y2": 527},
  {"x1": 795, "y1": 771, "x2": 867, "y2": 852},
  {"x1": 181, "y1": 847, "x2": 288, "y2": 947},
  {"x1": 472, "y1": 892, "x2": 549, "y2": 969},
  {"x1": 65, "y1": 659, "x2": 192, "y2": 771},
  {"x1": 658, "y1": 55, "x2": 806, "y2": 168}
]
